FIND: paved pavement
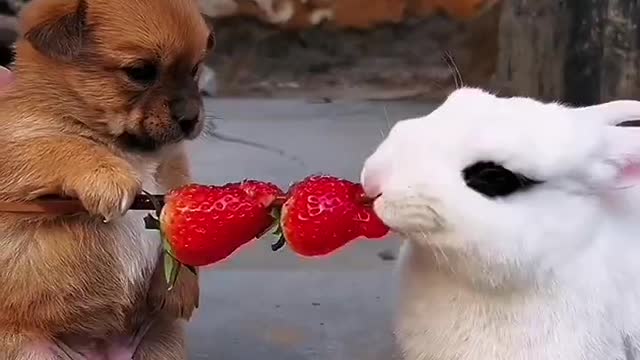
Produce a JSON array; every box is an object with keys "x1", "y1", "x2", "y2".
[{"x1": 183, "y1": 98, "x2": 435, "y2": 359}]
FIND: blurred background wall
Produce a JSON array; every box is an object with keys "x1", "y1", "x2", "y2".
[
  {"x1": 0, "y1": 0, "x2": 638, "y2": 106},
  {"x1": 0, "y1": 0, "x2": 502, "y2": 101},
  {"x1": 196, "y1": 0, "x2": 501, "y2": 101}
]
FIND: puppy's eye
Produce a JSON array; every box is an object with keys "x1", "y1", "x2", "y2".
[
  {"x1": 123, "y1": 62, "x2": 158, "y2": 85},
  {"x1": 462, "y1": 161, "x2": 542, "y2": 198}
]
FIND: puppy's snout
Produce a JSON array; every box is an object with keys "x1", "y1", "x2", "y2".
[{"x1": 170, "y1": 97, "x2": 201, "y2": 135}]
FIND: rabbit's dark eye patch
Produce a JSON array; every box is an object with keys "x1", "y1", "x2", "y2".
[
  {"x1": 462, "y1": 161, "x2": 543, "y2": 198},
  {"x1": 616, "y1": 120, "x2": 640, "y2": 127}
]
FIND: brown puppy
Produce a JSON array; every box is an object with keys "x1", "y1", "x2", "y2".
[{"x1": 0, "y1": 0, "x2": 213, "y2": 358}]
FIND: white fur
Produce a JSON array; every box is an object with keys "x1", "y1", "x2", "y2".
[
  {"x1": 116, "y1": 154, "x2": 163, "y2": 286},
  {"x1": 361, "y1": 87, "x2": 640, "y2": 359}
]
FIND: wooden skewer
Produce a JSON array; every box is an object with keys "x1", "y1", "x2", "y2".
[
  {"x1": 0, "y1": 194, "x2": 295, "y2": 215},
  {"x1": 0, "y1": 192, "x2": 372, "y2": 215},
  {"x1": 0, "y1": 195, "x2": 166, "y2": 214}
]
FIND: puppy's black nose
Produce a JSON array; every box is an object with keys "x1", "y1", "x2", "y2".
[{"x1": 170, "y1": 98, "x2": 200, "y2": 135}]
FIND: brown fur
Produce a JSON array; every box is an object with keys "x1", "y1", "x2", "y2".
[{"x1": 0, "y1": 0, "x2": 212, "y2": 358}]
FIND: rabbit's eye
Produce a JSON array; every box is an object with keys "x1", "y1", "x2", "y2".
[{"x1": 462, "y1": 161, "x2": 542, "y2": 198}]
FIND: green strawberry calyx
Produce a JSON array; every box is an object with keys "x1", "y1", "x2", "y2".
[
  {"x1": 142, "y1": 191, "x2": 196, "y2": 291},
  {"x1": 143, "y1": 212, "x2": 189, "y2": 291},
  {"x1": 269, "y1": 205, "x2": 287, "y2": 252}
]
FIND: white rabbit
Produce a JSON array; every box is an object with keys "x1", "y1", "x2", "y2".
[{"x1": 361, "y1": 87, "x2": 640, "y2": 360}]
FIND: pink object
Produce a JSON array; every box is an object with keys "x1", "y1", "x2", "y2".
[{"x1": 0, "y1": 66, "x2": 14, "y2": 92}]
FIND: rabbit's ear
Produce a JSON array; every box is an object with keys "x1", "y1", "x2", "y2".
[
  {"x1": 573, "y1": 100, "x2": 640, "y2": 126},
  {"x1": 604, "y1": 127, "x2": 640, "y2": 186}
]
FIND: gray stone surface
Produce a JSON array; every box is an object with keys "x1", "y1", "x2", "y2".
[{"x1": 182, "y1": 98, "x2": 435, "y2": 359}]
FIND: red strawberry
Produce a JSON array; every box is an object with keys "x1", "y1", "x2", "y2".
[
  {"x1": 157, "y1": 181, "x2": 283, "y2": 279},
  {"x1": 272, "y1": 175, "x2": 389, "y2": 257},
  {"x1": 239, "y1": 179, "x2": 284, "y2": 208},
  {"x1": 238, "y1": 179, "x2": 285, "y2": 236}
]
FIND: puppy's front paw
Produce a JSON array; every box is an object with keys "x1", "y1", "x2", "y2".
[{"x1": 66, "y1": 162, "x2": 141, "y2": 221}]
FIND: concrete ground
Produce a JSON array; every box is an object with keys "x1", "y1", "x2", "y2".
[{"x1": 184, "y1": 98, "x2": 435, "y2": 359}]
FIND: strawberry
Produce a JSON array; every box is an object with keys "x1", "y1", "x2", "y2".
[
  {"x1": 271, "y1": 175, "x2": 389, "y2": 257},
  {"x1": 151, "y1": 181, "x2": 284, "y2": 287},
  {"x1": 238, "y1": 179, "x2": 284, "y2": 209},
  {"x1": 237, "y1": 179, "x2": 288, "y2": 237}
]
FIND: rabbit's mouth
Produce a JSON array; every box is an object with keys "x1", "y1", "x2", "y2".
[
  {"x1": 413, "y1": 204, "x2": 446, "y2": 233},
  {"x1": 373, "y1": 194, "x2": 447, "y2": 235}
]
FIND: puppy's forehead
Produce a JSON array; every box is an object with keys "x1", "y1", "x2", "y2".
[
  {"x1": 390, "y1": 88, "x2": 603, "y2": 177},
  {"x1": 89, "y1": 0, "x2": 209, "y2": 62}
]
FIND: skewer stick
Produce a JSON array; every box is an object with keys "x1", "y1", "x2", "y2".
[{"x1": 0, "y1": 192, "x2": 375, "y2": 214}]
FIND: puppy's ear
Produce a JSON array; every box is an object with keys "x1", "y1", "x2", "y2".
[{"x1": 20, "y1": 0, "x2": 87, "y2": 61}]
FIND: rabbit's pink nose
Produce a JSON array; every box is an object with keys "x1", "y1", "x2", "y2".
[{"x1": 361, "y1": 166, "x2": 386, "y2": 198}]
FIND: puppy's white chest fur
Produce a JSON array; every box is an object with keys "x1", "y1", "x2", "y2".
[
  {"x1": 395, "y1": 242, "x2": 632, "y2": 360},
  {"x1": 114, "y1": 156, "x2": 163, "y2": 286}
]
